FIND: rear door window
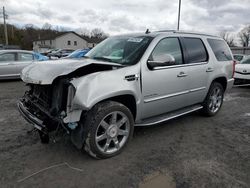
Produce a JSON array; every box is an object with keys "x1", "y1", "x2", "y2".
[
  {"x1": 182, "y1": 38, "x2": 208, "y2": 64},
  {"x1": 207, "y1": 39, "x2": 233, "y2": 61},
  {"x1": 18, "y1": 53, "x2": 34, "y2": 61}
]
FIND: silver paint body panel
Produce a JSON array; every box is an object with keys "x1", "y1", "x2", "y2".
[{"x1": 21, "y1": 32, "x2": 235, "y2": 125}]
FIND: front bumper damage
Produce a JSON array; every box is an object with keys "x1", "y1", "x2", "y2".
[
  {"x1": 17, "y1": 97, "x2": 63, "y2": 134},
  {"x1": 17, "y1": 83, "x2": 81, "y2": 136},
  {"x1": 17, "y1": 100, "x2": 48, "y2": 134}
]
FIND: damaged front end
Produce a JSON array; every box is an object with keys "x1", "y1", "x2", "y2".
[
  {"x1": 18, "y1": 79, "x2": 76, "y2": 136},
  {"x1": 17, "y1": 60, "x2": 122, "y2": 142}
]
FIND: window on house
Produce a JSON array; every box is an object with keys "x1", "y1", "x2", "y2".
[
  {"x1": 50, "y1": 40, "x2": 52, "y2": 45},
  {"x1": 68, "y1": 41, "x2": 71, "y2": 45},
  {"x1": 74, "y1": 41, "x2": 77, "y2": 46}
]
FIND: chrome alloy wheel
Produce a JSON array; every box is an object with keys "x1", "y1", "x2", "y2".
[
  {"x1": 208, "y1": 86, "x2": 223, "y2": 113},
  {"x1": 95, "y1": 111, "x2": 130, "y2": 154}
]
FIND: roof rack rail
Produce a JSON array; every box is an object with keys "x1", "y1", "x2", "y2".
[
  {"x1": 173, "y1": 30, "x2": 218, "y2": 38},
  {"x1": 156, "y1": 30, "x2": 176, "y2": 33},
  {"x1": 155, "y1": 30, "x2": 219, "y2": 38}
]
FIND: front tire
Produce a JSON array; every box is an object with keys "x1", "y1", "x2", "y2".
[
  {"x1": 82, "y1": 101, "x2": 134, "y2": 159},
  {"x1": 202, "y1": 82, "x2": 224, "y2": 116},
  {"x1": 38, "y1": 131, "x2": 49, "y2": 144}
]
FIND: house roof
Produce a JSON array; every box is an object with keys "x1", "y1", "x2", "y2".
[{"x1": 34, "y1": 31, "x2": 104, "y2": 44}]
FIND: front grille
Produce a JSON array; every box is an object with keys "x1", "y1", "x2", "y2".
[{"x1": 30, "y1": 85, "x2": 52, "y2": 110}]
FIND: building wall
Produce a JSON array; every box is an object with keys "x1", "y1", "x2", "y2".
[
  {"x1": 87, "y1": 43, "x2": 97, "y2": 48},
  {"x1": 33, "y1": 40, "x2": 54, "y2": 48},
  {"x1": 55, "y1": 33, "x2": 88, "y2": 50}
]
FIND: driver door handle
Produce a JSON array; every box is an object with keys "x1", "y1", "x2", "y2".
[{"x1": 177, "y1": 71, "x2": 188, "y2": 77}]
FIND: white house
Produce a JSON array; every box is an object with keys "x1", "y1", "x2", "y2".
[{"x1": 33, "y1": 32, "x2": 100, "y2": 52}]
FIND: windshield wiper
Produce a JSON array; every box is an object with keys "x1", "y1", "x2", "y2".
[{"x1": 93, "y1": 56, "x2": 113, "y2": 62}]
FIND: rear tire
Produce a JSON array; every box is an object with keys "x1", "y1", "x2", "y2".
[
  {"x1": 201, "y1": 82, "x2": 224, "y2": 116},
  {"x1": 81, "y1": 101, "x2": 134, "y2": 159}
]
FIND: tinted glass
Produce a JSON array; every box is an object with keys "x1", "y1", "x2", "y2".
[
  {"x1": 241, "y1": 57, "x2": 250, "y2": 64},
  {"x1": 86, "y1": 36, "x2": 152, "y2": 65},
  {"x1": 19, "y1": 53, "x2": 33, "y2": 61},
  {"x1": 150, "y1": 38, "x2": 183, "y2": 65},
  {"x1": 207, "y1": 39, "x2": 233, "y2": 61},
  {"x1": 233, "y1": 55, "x2": 244, "y2": 61},
  {"x1": 0, "y1": 53, "x2": 15, "y2": 62},
  {"x1": 183, "y1": 38, "x2": 208, "y2": 63}
]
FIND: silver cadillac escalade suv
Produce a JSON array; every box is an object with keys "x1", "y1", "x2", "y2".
[{"x1": 18, "y1": 30, "x2": 235, "y2": 159}]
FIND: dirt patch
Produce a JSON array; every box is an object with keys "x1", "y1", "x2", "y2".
[{"x1": 139, "y1": 171, "x2": 176, "y2": 188}]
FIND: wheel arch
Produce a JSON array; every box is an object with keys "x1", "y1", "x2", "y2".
[
  {"x1": 211, "y1": 77, "x2": 227, "y2": 91},
  {"x1": 96, "y1": 94, "x2": 137, "y2": 120}
]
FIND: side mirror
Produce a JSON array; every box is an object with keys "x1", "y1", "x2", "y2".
[{"x1": 147, "y1": 54, "x2": 176, "y2": 69}]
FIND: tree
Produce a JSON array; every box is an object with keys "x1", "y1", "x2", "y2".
[
  {"x1": 239, "y1": 25, "x2": 250, "y2": 47},
  {"x1": 42, "y1": 22, "x2": 52, "y2": 30},
  {"x1": 220, "y1": 31, "x2": 235, "y2": 47},
  {"x1": 91, "y1": 28, "x2": 107, "y2": 39}
]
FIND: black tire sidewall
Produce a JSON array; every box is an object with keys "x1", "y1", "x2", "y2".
[
  {"x1": 83, "y1": 101, "x2": 134, "y2": 159},
  {"x1": 202, "y1": 82, "x2": 224, "y2": 116}
]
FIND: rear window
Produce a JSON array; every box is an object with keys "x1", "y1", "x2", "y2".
[
  {"x1": 19, "y1": 53, "x2": 33, "y2": 61},
  {"x1": 207, "y1": 39, "x2": 233, "y2": 61},
  {"x1": 183, "y1": 38, "x2": 208, "y2": 64},
  {"x1": 233, "y1": 55, "x2": 244, "y2": 61}
]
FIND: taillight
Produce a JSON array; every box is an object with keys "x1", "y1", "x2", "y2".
[{"x1": 232, "y1": 60, "x2": 236, "y2": 78}]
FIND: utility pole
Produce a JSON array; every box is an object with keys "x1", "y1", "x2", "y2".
[
  {"x1": 3, "y1": 6, "x2": 8, "y2": 45},
  {"x1": 177, "y1": 0, "x2": 181, "y2": 30}
]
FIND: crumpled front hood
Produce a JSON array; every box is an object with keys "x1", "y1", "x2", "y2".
[{"x1": 21, "y1": 58, "x2": 120, "y2": 85}]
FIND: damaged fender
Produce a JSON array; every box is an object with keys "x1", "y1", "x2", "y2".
[{"x1": 65, "y1": 64, "x2": 142, "y2": 124}]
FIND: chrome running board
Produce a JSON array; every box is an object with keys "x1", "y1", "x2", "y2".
[{"x1": 135, "y1": 104, "x2": 203, "y2": 126}]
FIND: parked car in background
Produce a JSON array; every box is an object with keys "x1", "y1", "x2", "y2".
[
  {"x1": 65, "y1": 49, "x2": 91, "y2": 59},
  {"x1": 47, "y1": 49, "x2": 74, "y2": 58},
  {"x1": 40, "y1": 49, "x2": 60, "y2": 56},
  {"x1": 0, "y1": 50, "x2": 37, "y2": 80},
  {"x1": 233, "y1": 54, "x2": 248, "y2": 64},
  {"x1": 18, "y1": 31, "x2": 235, "y2": 159},
  {"x1": 33, "y1": 52, "x2": 49, "y2": 61},
  {"x1": 234, "y1": 56, "x2": 250, "y2": 85}
]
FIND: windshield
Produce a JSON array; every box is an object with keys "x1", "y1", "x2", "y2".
[
  {"x1": 67, "y1": 50, "x2": 82, "y2": 58},
  {"x1": 233, "y1": 55, "x2": 244, "y2": 61},
  {"x1": 85, "y1": 36, "x2": 153, "y2": 65},
  {"x1": 241, "y1": 57, "x2": 250, "y2": 64}
]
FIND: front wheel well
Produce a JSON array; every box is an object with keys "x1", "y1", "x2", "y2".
[
  {"x1": 212, "y1": 77, "x2": 227, "y2": 91},
  {"x1": 101, "y1": 95, "x2": 137, "y2": 120}
]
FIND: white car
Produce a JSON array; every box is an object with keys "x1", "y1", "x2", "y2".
[{"x1": 234, "y1": 56, "x2": 250, "y2": 85}]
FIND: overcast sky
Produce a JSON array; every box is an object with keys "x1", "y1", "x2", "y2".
[{"x1": 1, "y1": 0, "x2": 250, "y2": 36}]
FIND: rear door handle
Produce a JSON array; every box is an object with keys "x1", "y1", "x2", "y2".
[
  {"x1": 177, "y1": 72, "x2": 188, "y2": 77},
  {"x1": 206, "y1": 67, "x2": 214, "y2": 72}
]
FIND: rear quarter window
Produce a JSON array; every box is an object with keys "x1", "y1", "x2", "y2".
[
  {"x1": 182, "y1": 37, "x2": 208, "y2": 64},
  {"x1": 207, "y1": 39, "x2": 233, "y2": 61}
]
